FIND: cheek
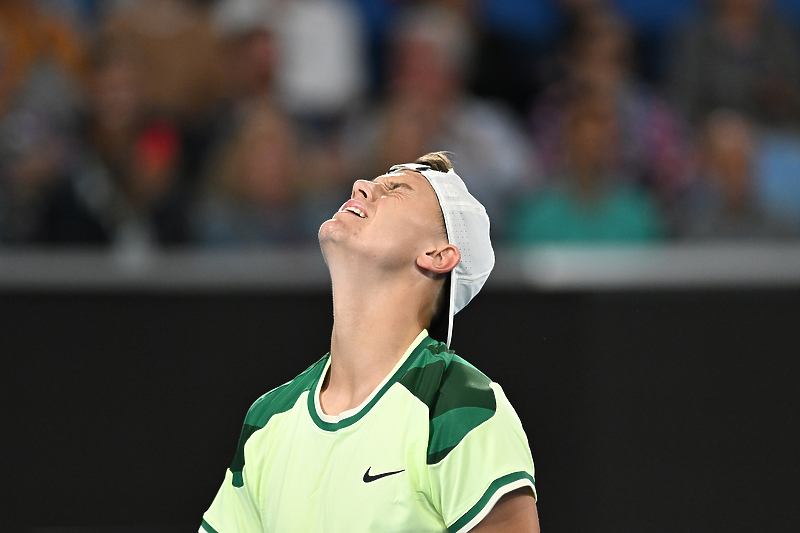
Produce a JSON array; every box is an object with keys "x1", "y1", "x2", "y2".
[
  {"x1": 389, "y1": 216, "x2": 436, "y2": 254},
  {"x1": 362, "y1": 216, "x2": 427, "y2": 261}
]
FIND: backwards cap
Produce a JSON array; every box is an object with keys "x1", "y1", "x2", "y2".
[{"x1": 388, "y1": 162, "x2": 495, "y2": 347}]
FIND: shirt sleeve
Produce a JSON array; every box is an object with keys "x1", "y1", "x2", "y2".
[
  {"x1": 200, "y1": 465, "x2": 262, "y2": 533},
  {"x1": 199, "y1": 372, "x2": 316, "y2": 533},
  {"x1": 427, "y1": 383, "x2": 536, "y2": 533}
]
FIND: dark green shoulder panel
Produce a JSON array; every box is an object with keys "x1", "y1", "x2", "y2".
[
  {"x1": 229, "y1": 356, "x2": 327, "y2": 487},
  {"x1": 398, "y1": 340, "x2": 496, "y2": 465}
]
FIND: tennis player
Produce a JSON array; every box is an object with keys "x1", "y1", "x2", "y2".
[{"x1": 200, "y1": 152, "x2": 539, "y2": 532}]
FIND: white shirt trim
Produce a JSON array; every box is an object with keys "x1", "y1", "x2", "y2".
[
  {"x1": 454, "y1": 478, "x2": 536, "y2": 533},
  {"x1": 314, "y1": 329, "x2": 429, "y2": 423}
]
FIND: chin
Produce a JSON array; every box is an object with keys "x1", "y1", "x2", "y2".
[{"x1": 318, "y1": 217, "x2": 343, "y2": 245}]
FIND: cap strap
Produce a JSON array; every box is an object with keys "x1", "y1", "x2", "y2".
[{"x1": 446, "y1": 271, "x2": 457, "y2": 348}]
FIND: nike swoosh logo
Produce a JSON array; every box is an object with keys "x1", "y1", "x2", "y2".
[{"x1": 363, "y1": 467, "x2": 405, "y2": 483}]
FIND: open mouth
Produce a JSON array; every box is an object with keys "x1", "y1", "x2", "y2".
[{"x1": 342, "y1": 206, "x2": 366, "y2": 218}]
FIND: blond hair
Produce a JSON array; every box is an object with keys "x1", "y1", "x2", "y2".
[{"x1": 415, "y1": 151, "x2": 453, "y2": 173}]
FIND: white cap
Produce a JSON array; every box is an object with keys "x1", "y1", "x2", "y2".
[{"x1": 388, "y1": 162, "x2": 495, "y2": 347}]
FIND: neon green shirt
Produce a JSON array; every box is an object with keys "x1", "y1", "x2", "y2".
[{"x1": 200, "y1": 331, "x2": 536, "y2": 533}]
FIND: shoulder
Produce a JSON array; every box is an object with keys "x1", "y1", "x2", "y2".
[
  {"x1": 229, "y1": 356, "x2": 328, "y2": 488},
  {"x1": 399, "y1": 340, "x2": 498, "y2": 464},
  {"x1": 399, "y1": 340, "x2": 494, "y2": 410},
  {"x1": 244, "y1": 355, "x2": 328, "y2": 428}
]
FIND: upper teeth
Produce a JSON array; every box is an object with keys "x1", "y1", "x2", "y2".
[{"x1": 345, "y1": 206, "x2": 366, "y2": 218}]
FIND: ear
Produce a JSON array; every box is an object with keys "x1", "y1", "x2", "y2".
[{"x1": 416, "y1": 243, "x2": 461, "y2": 275}]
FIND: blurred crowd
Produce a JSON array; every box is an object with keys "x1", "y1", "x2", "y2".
[{"x1": 2, "y1": 0, "x2": 800, "y2": 249}]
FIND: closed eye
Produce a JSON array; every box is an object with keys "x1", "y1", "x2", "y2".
[{"x1": 384, "y1": 181, "x2": 412, "y2": 191}]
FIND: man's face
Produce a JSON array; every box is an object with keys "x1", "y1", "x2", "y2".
[{"x1": 319, "y1": 169, "x2": 447, "y2": 270}]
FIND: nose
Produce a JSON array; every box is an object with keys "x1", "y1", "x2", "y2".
[{"x1": 351, "y1": 179, "x2": 377, "y2": 201}]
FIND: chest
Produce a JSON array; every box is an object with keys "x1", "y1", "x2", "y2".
[{"x1": 245, "y1": 389, "x2": 444, "y2": 532}]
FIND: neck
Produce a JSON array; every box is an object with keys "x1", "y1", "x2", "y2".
[{"x1": 321, "y1": 248, "x2": 431, "y2": 416}]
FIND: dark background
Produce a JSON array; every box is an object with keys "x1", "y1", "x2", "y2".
[{"x1": 3, "y1": 288, "x2": 799, "y2": 532}]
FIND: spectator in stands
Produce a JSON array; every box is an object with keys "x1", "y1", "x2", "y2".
[
  {"x1": 0, "y1": 106, "x2": 77, "y2": 243},
  {"x1": 99, "y1": 0, "x2": 232, "y2": 203},
  {"x1": 199, "y1": 0, "x2": 282, "y2": 196},
  {"x1": 343, "y1": 3, "x2": 536, "y2": 237},
  {"x1": 190, "y1": 102, "x2": 313, "y2": 246},
  {"x1": 0, "y1": 0, "x2": 87, "y2": 102},
  {"x1": 676, "y1": 109, "x2": 800, "y2": 239},
  {"x1": 509, "y1": 89, "x2": 665, "y2": 243},
  {"x1": 0, "y1": 2, "x2": 86, "y2": 243},
  {"x1": 35, "y1": 46, "x2": 192, "y2": 246},
  {"x1": 102, "y1": 0, "x2": 225, "y2": 123},
  {"x1": 210, "y1": 0, "x2": 360, "y2": 235},
  {"x1": 214, "y1": 0, "x2": 279, "y2": 108},
  {"x1": 276, "y1": 0, "x2": 367, "y2": 125},
  {"x1": 669, "y1": 0, "x2": 800, "y2": 128},
  {"x1": 531, "y1": 9, "x2": 694, "y2": 204}
]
